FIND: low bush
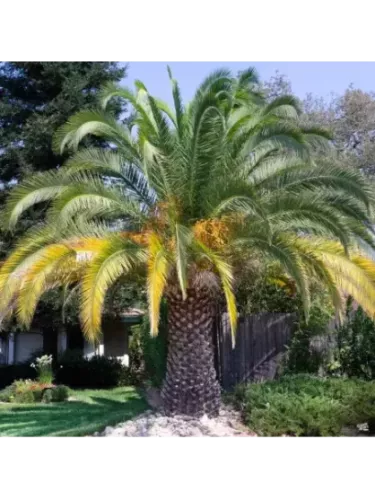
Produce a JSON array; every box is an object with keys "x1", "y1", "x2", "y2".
[
  {"x1": 55, "y1": 353, "x2": 128, "y2": 389},
  {"x1": 0, "y1": 380, "x2": 69, "y2": 404},
  {"x1": 51, "y1": 385, "x2": 69, "y2": 402},
  {"x1": 232, "y1": 375, "x2": 375, "y2": 436},
  {"x1": 42, "y1": 389, "x2": 53, "y2": 404}
]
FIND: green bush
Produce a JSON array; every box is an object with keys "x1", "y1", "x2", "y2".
[
  {"x1": 0, "y1": 384, "x2": 15, "y2": 402},
  {"x1": 55, "y1": 353, "x2": 128, "y2": 388},
  {"x1": 14, "y1": 389, "x2": 35, "y2": 404},
  {"x1": 284, "y1": 295, "x2": 334, "y2": 375},
  {"x1": 42, "y1": 389, "x2": 53, "y2": 404},
  {"x1": 233, "y1": 375, "x2": 375, "y2": 436},
  {"x1": 0, "y1": 379, "x2": 69, "y2": 404},
  {"x1": 51, "y1": 385, "x2": 69, "y2": 402},
  {"x1": 328, "y1": 302, "x2": 375, "y2": 379},
  {"x1": 126, "y1": 302, "x2": 168, "y2": 388}
]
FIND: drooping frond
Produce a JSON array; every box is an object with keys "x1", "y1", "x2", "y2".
[
  {"x1": 80, "y1": 235, "x2": 145, "y2": 341},
  {"x1": 3, "y1": 171, "x2": 69, "y2": 230},
  {"x1": 46, "y1": 176, "x2": 146, "y2": 228},
  {"x1": 54, "y1": 110, "x2": 139, "y2": 159},
  {"x1": 15, "y1": 244, "x2": 77, "y2": 328},
  {"x1": 262, "y1": 95, "x2": 301, "y2": 119},
  {"x1": 194, "y1": 240, "x2": 238, "y2": 345},
  {"x1": 64, "y1": 148, "x2": 155, "y2": 206},
  {"x1": 147, "y1": 233, "x2": 169, "y2": 336},
  {"x1": 174, "y1": 224, "x2": 192, "y2": 299}
]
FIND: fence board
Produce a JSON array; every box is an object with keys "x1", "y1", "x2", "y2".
[{"x1": 214, "y1": 312, "x2": 295, "y2": 390}]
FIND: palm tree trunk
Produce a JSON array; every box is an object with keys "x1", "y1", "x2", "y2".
[{"x1": 161, "y1": 286, "x2": 221, "y2": 416}]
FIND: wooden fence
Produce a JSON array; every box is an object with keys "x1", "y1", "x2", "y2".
[{"x1": 212, "y1": 312, "x2": 296, "y2": 390}]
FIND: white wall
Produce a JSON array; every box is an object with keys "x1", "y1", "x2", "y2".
[{"x1": 15, "y1": 333, "x2": 43, "y2": 364}]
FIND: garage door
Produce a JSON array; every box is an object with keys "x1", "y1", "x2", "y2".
[{"x1": 15, "y1": 333, "x2": 43, "y2": 363}]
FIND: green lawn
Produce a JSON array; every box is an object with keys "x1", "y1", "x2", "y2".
[{"x1": 0, "y1": 387, "x2": 148, "y2": 437}]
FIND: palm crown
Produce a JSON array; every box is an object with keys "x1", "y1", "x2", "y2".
[{"x1": 1, "y1": 67, "x2": 375, "y2": 411}]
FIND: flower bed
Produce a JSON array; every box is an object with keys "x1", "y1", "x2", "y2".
[{"x1": 0, "y1": 379, "x2": 69, "y2": 404}]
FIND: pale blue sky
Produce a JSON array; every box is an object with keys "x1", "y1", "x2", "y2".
[{"x1": 125, "y1": 62, "x2": 375, "y2": 104}]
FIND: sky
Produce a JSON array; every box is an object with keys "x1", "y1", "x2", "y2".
[{"x1": 125, "y1": 62, "x2": 375, "y2": 104}]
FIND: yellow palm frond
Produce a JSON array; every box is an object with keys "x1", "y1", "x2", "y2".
[
  {"x1": 194, "y1": 239, "x2": 238, "y2": 346},
  {"x1": 147, "y1": 232, "x2": 169, "y2": 336},
  {"x1": 16, "y1": 246, "x2": 77, "y2": 328},
  {"x1": 291, "y1": 236, "x2": 375, "y2": 319},
  {"x1": 80, "y1": 237, "x2": 144, "y2": 342},
  {"x1": 212, "y1": 258, "x2": 238, "y2": 348}
]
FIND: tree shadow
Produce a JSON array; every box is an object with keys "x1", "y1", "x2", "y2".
[{"x1": 0, "y1": 389, "x2": 148, "y2": 437}]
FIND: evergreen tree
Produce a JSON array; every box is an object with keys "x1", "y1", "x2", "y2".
[{"x1": 0, "y1": 62, "x2": 127, "y2": 184}]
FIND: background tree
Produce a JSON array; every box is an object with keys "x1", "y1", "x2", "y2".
[
  {"x1": 262, "y1": 70, "x2": 375, "y2": 177},
  {"x1": 0, "y1": 62, "x2": 127, "y2": 184}
]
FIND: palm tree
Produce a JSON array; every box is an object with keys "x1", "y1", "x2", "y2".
[{"x1": 2, "y1": 67, "x2": 375, "y2": 416}]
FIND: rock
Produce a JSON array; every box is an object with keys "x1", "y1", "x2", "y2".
[{"x1": 96, "y1": 405, "x2": 256, "y2": 437}]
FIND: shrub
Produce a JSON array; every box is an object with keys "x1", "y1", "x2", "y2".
[
  {"x1": 0, "y1": 379, "x2": 69, "y2": 404},
  {"x1": 233, "y1": 375, "x2": 375, "y2": 436},
  {"x1": 129, "y1": 301, "x2": 168, "y2": 388},
  {"x1": 51, "y1": 385, "x2": 69, "y2": 402},
  {"x1": 42, "y1": 389, "x2": 53, "y2": 404},
  {"x1": 284, "y1": 295, "x2": 334, "y2": 375},
  {"x1": 328, "y1": 302, "x2": 375, "y2": 379},
  {"x1": 55, "y1": 354, "x2": 127, "y2": 388},
  {"x1": 0, "y1": 384, "x2": 14, "y2": 402}
]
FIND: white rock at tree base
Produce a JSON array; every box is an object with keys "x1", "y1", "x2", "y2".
[{"x1": 96, "y1": 406, "x2": 256, "y2": 437}]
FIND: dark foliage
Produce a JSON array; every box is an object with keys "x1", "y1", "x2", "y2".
[
  {"x1": 0, "y1": 363, "x2": 36, "y2": 389},
  {"x1": 329, "y1": 300, "x2": 375, "y2": 379},
  {"x1": 129, "y1": 301, "x2": 168, "y2": 388},
  {"x1": 0, "y1": 62, "x2": 126, "y2": 184},
  {"x1": 55, "y1": 351, "x2": 129, "y2": 389}
]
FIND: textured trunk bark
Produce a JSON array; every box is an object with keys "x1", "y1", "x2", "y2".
[{"x1": 161, "y1": 286, "x2": 221, "y2": 416}]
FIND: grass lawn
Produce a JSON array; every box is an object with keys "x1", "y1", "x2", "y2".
[{"x1": 0, "y1": 387, "x2": 148, "y2": 437}]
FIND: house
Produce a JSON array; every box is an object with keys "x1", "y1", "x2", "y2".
[{"x1": 0, "y1": 308, "x2": 145, "y2": 366}]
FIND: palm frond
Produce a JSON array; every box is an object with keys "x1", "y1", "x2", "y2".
[
  {"x1": 80, "y1": 235, "x2": 145, "y2": 341},
  {"x1": 167, "y1": 65, "x2": 185, "y2": 137},
  {"x1": 15, "y1": 245, "x2": 76, "y2": 328},
  {"x1": 194, "y1": 240, "x2": 237, "y2": 345},
  {"x1": 54, "y1": 110, "x2": 139, "y2": 159},
  {"x1": 147, "y1": 233, "x2": 169, "y2": 336},
  {"x1": 174, "y1": 224, "x2": 192, "y2": 299}
]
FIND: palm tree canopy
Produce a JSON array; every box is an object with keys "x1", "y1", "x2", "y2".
[{"x1": 1, "y1": 66, "x2": 375, "y2": 346}]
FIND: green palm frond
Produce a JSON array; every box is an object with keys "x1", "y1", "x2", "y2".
[
  {"x1": 54, "y1": 110, "x2": 139, "y2": 159},
  {"x1": 64, "y1": 148, "x2": 155, "y2": 206},
  {"x1": 3, "y1": 171, "x2": 69, "y2": 230},
  {"x1": 167, "y1": 65, "x2": 185, "y2": 137},
  {"x1": 262, "y1": 95, "x2": 301, "y2": 118},
  {"x1": 46, "y1": 177, "x2": 146, "y2": 228}
]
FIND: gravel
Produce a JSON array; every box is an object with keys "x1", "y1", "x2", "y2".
[{"x1": 95, "y1": 406, "x2": 256, "y2": 437}]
